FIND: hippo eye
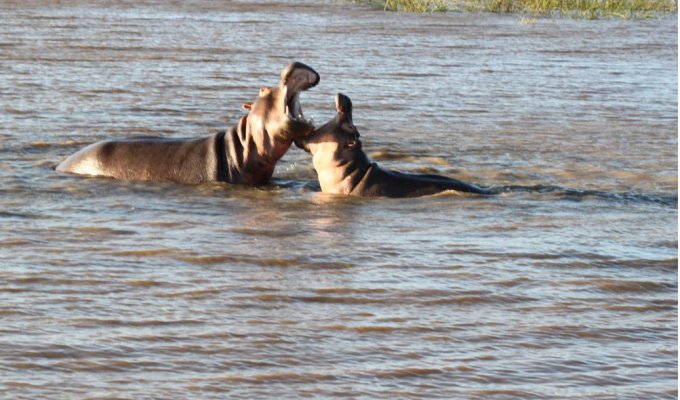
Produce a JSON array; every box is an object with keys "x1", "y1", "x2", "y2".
[
  {"x1": 342, "y1": 122, "x2": 355, "y2": 132},
  {"x1": 346, "y1": 135, "x2": 359, "y2": 148}
]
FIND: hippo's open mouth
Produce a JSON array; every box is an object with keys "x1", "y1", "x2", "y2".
[
  {"x1": 286, "y1": 92, "x2": 307, "y2": 123},
  {"x1": 282, "y1": 62, "x2": 320, "y2": 125}
]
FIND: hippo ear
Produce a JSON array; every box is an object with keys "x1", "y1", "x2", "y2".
[
  {"x1": 335, "y1": 93, "x2": 353, "y2": 124},
  {"x1": 242, "y1": 103, "x2": 252, "y2": 111}
]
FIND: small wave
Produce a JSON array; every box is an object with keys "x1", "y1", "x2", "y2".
[
  {"x1": 191, "y1": 255, "x2": 355, "y2": 269},
  {"x1": 110, "y1": 248, "x2": 172, "y2": 257},
  {"x1": 157, "y1": 288, "x2": 221, "y2": 298},
  {"x1": 527, "y1": 325, "x2": 659, "y2": 341},
  {"x1": 472, "y1": 389, "x2": 543, "y2": 398},
  {"x1": 52, "y1": 140, "x2": 93, "y2": 148},
  {"x1": 233, "y1": 289, "x2": 535, "y2": 308},
  {"x1": 174, "y1": 255, "x2": 244, "y2": 264},
  {"x1": 268, "y1": 178, "x2": 320, "y2": 191},
  {"x1": 216, "y1": 370, "x2": 338, "y2": 384},
  {"x1": 419, "y1": 189, "x2": 463, "y2": 198},
  {"x1": 5, "y1": 106, "x2": 32, "y2": 115},
  {"x1": 566, "y1": 279, "x2": 676, "y2": 293},
  {"x1": 314, "y1": 288, "x2": 389, "y2": 295},
  {"x1": 171, "y1": 252, "x2": 357, "y2": 268},
  {"x1": 6, "y1": 362, "x2": 51, "y2": 371},
  {"x1": 552, "y1": 257, "x2": 677, "y2": 271},
  {"x1": 77, "y1": 226, "x2": 137, "y2": 236},
  {"x1": 0, "y1": 211, "x2": 43, "y2": 219},
  {"x1": 419, "y1": 294, "x2": 536, "y2": 306},
  {"x1": 89, "y1": 88, "x2": 133, "y2": 94},
  {"x1": 125, "y1": 279, "x2": 168, "y2": 288},
  {"x1": 0, "y1": 307, "x2": 29, "y2": 316},
  {"x1": 322, "y1": 324, "x2": 445, "y2": 335},
  {"x1": 491, "y1": 277, "x2": 533, "y2": 287},
  {"x1": 69, "y1": 317, "x2": 204, "y2": 328},
  {"x1": 139, "y1": 221, "x2": 186, "y2": 228},
  {"x1": 605, "y1": 302, "x2": 677, "y2": 313},
  {"x1": 368, "y1": 151, "x2": 450, "y2": 166},
  {"x1": 491, "y1": 184, "x2": 677, "y2": 207},
  {"x1": 321, "y1": 324, "x2": 400, "y2": 334},
  {"x1": 56, "y1": 359, "x2": 161, "y2": 373},
  {"x1": 369, "y1": 367, "x2": 446, "y2": 379},
  {"x1": 10, "y1": 276, "x2": 107, "y2": 286},
  {"x1": 4, "y1": 381, "x2": 45, "y2": 389},
  {"x1": 126, "y1": 106, "x2": 184, "y2": 115},
  {"x1": 231, "y1": 227, "x2": 293, "y2": 238}
]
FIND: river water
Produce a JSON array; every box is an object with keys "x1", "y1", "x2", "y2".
[{"x1": 0, "y1": 1, "x2": 677, "y2": 399}]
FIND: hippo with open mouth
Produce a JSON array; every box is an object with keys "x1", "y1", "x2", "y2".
[
  {"x1": 297, "y1": 93, "x2": 492, "y2": 197},
  {"x1": 56, "y1": 62, "x2": 319, "y2": 186}
]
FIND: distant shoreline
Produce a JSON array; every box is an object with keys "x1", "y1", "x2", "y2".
[{"x1": 350, "y1": 0, "x2": 679, "y2": 18}]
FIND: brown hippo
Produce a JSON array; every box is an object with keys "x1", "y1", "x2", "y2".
[
  {"x1": 297, "y1": 93, "x2": 492, "y2": 197},
  {"x1": 56, "y1": 62, "x2": 319, "y2": 185}
]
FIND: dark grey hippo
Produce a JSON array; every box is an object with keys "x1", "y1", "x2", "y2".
[
  {"x1": 56, "y1": 62, "x2": 319, "y2": 186},
  {"x1": 297, "y1": 93, "x2": 492, "y2": 197}
]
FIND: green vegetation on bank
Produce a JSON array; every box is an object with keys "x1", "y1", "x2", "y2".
[
  {"x1": 354, "y1": 0, "x2": 678, "y2": 17},
  {"x1": 381, "y1": 0, "x2": 449, "y2": 11}
]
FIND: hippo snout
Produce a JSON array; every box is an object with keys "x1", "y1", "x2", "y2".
[{"x1": 293, "y1": 136, "x2": 311, "y2": 153}]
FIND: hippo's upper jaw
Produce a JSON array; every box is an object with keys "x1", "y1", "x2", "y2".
[{"x1": 280, "y1": 62, "x2": 320, "y2": 137}]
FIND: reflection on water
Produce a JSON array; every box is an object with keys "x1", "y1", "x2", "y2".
[{"x1": 0, "y1": 1, "x2": 677, "y2": 399}]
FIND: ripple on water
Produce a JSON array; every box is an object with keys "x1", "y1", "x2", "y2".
[{"x1": 566, "y1": 279, "x2": 676, "y2": 293}]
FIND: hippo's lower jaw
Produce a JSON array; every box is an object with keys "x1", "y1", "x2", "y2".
[{"x1": 281, "y1": 118, "x2": 315, "y2": 142}]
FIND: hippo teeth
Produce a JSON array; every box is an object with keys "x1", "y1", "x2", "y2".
[{"x1": 286, "y1": 107, "x2": 303, "y2": 121}]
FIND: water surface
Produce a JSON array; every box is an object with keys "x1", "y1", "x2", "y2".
[{"x1": 0, "y1": 1, "x2": 677, "y2": 399}]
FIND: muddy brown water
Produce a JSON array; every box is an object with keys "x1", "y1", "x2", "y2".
[{"x1": 0, "y1": 1, "x2": 677, "y2": 399}]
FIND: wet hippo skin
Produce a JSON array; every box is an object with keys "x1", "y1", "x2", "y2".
[
  {"x1": 56, "y1": 62, "x2": 319, "y2": 186},
  {"x1": 298, "y1": 93, "x2": 492, "y2": 198}
]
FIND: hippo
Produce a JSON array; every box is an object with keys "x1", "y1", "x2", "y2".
[
  {"x1": 296, "y1": 93, "x2": 492, "y2": 197},
  {"x1": 56, "y1": 62, "x2": 320, "y2": 186}
]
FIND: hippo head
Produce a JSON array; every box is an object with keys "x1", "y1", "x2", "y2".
[
  {"x1": 244, "y1": 62, "x2": 320, "y2": 143},
  {"x1": 297, "y1": 93, "x2": 362, "y2": 165}
]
